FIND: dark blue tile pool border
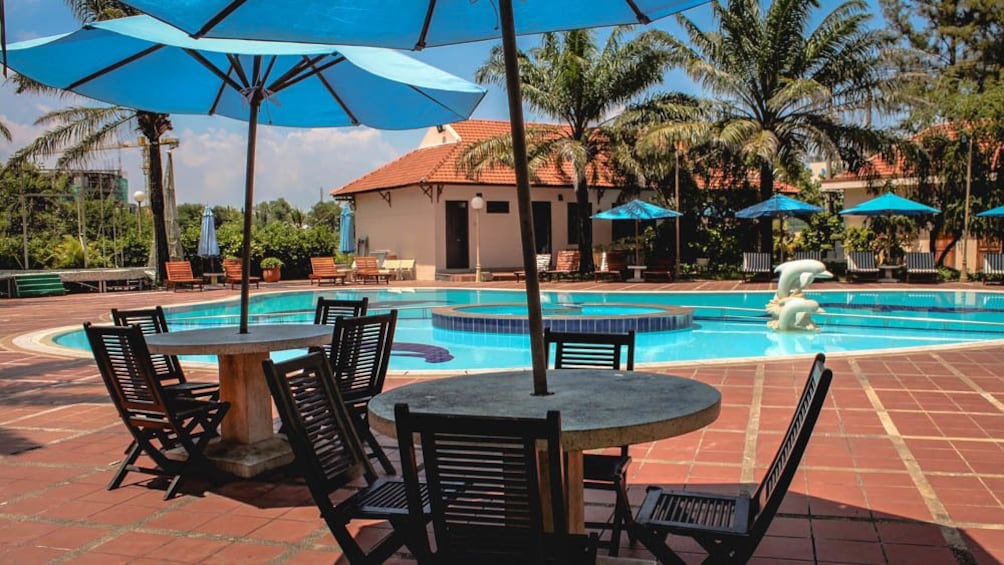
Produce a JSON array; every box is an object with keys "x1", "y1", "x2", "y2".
[{"x1": 431, "y1": 304, "x2": 693, "y2": 334}]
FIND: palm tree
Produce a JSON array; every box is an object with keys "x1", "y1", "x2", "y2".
[
  {"x1": 460, "y1": 27, "x2": 675, "y2": 272},
  {"x1": 5, "y1": 0, "x2": 174, "y2": 282},
  {"x1": 647, "y1": 0, "x2": 893, "y2": 254},
  {"x1": 0, "y1": 121, "x2": 10, "y2": 142}
]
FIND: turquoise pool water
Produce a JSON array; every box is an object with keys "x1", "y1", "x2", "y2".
[{"x1": 55, "y1": 288, "x2": 1004, "y2": 371}]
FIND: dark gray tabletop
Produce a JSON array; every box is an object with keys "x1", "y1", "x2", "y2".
[
  {"x1": 145, "y1": 324, "x2": 330, "y2": 356},
  {"x1": 369, "y1": 370, "x2": 721, "y2": 451}
]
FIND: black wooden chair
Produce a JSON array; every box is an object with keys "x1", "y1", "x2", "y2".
[
  {"x1": 111, "y1": 307, "x2": 219, "y2": 401},
  {"x1": 629, "y1": 353, "x2": 833, "y2": 564},
  {"x1": 545, "y1": 328, "x2": 635, "y2": 556},
  {"x1": 84, "y1": 323, "x2": 229, "y2": 500},
  {"x1": 263, "y1": 352, "x2": 427, "y2": 564},
  {"x1": 311, "y1": 296, "x2": 369, "y2": 358},
  {"x1": 394, "y1": 403, "x2": 597, "y2": 564},
  {"x1": 327, "y1": 310, "x2": 398, "y2": 475}
]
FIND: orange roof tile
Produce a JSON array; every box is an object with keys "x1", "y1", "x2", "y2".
[{"x1": 333, "y1": 119, "x2": 616, "y2": 196}]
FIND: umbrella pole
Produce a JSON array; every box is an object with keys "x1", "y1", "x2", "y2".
[
  {"x1": 634, "y1": 220, "x2": 640, "y2": 265},
  {"x1": 238, "y1": 87, "x2": 263, "y2": 334},
  {"x1": 500, "y1": 0, "x2": 548, "y2": 396}
]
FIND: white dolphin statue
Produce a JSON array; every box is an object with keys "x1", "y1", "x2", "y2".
[
  {"x1": 773, "y1": 259, "x2": 833, "y2": 300},
  {"x1": 767, "y1": 297, "x2": 824, "y2": 332}
]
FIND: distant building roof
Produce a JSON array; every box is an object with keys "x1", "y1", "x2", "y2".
[{"x1": 333, "y1": 119, "x2": 616, "y2": 196}]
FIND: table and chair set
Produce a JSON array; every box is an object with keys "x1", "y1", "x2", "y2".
[{"x1": 83, "y1": 299, "x2": 833, "y2": 564}]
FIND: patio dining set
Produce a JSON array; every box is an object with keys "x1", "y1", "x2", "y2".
[{"x1": 82, "y1": 298, "x2": 834, "y2": 564}]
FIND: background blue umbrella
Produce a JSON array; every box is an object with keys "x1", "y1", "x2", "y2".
[
  {"x1": 197, "y1": 206, "x2": 219, "y2": 258},
  {"x1": 840, "y1": 193, "x2": 940, "y2": 263},
  {"x1": 117, "y1": 0, "x2": 707, "y2": 392},
  {"x1": 339, "y1": 205, "x2": 356, "y2": 254},
  {"x1": 736, "y1": 194, "x2": 824, "y2": 262},
  {"x1": 593, "y1": 199, "x2": 681, "y2": 265},
  {"x1": 976, "y1": 205, "x2": 1004, "y2": 218},
  {"x1": 6, "y1": 16, "x2": 484, "y2": 333}
]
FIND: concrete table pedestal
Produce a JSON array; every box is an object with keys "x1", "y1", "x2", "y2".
[
  {"x1": 626, "y1": 265, "x2": 648, "y2": 282},
  {"x1": 369, "y1": 369, "x2": 721, "y2": 533},
  {"x1": 878, "y1": 264, "x2": 902, "y2": 283},
  {"x1": 146, "y1": 324, "x2": 331, "y2": 478}
]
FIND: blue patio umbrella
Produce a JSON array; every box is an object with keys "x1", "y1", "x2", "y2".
[
  {"x1": 197, "y1": 206, "x2": 219, "y2": 258},
  {"x1": 976, "y1": 205, "x2": 1004, "y2": 218},
  {"x1": 339, "y1": 205, "x2": 356, "y2": 254},
  {"x1": 5, "y1": 15, "x2": 485, "y2": 333},
  {"x1": 119, "y1": 0, "x2": 707, "y2": 393},
  {"x1": 592, "y1": 200, "x2": 681, "y2": 265},
  {"x1": 736, "y1": 194, "x2": 823, "y2": 262},
  {"x1": 840, "y1": 193, "x2": 940, "y2": 263}
]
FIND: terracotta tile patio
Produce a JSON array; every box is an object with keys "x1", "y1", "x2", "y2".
[{"x1": 1, "y1": 278, "x2": 1003, "y2": 564}]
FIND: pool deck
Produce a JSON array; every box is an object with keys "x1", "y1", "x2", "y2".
[{"x1": 1, "y1": 278, "x2": 1003, "y2": 564}]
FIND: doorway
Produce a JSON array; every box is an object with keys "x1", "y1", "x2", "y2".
[
  {"x1": 532, "y1": 201, "x2": 551, "y2": 253},
  {"x1": 445, "y1": 200, "x2": 470, "y2": 269}
]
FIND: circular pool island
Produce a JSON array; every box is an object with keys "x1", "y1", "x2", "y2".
[{"x1": 431, "y1": 303, "x2": 693, "y2": 334}]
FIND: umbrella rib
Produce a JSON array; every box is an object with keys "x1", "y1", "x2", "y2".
[
  {"x1": 67, "y1": 44, "x2": 165, "y2": 90},
  {"x1": 624, "y1": 0, "x2": 652, "y2": 24},
  {"x1": 415, "y1": 0, "x2": 437, "y2": 50},
  {"x1": 406, "y1": 84, "x2": 466, "y2": 121},
  {"x1": 226, "y1": 53, "x2": 252, "y2": 90},
  {"x1": 267, "y1": 54, "x2": 331, "y2": 93},
  {"x1": 306, "y1": 57, "x2": 359, "y2": 126},
  {"x1": 196, "y1": 0, "x2": 248, "y2": 39},
  {"x1": 208, "y1": 61, "x2": 238, "y2": 116},
  {"x1": 183, "y1": 49, "x2": 245, "y2": 94}
]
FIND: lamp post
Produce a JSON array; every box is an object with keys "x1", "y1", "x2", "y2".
[
  {"x1": 960, "y1": 136, "x2": 974, "y2": 282},
  {"x1": 134, "y1": 190, "x2": 146, "y2": 235},
  {"x1": 470, "y1": 194, "x2": 485, "y2": 283}
]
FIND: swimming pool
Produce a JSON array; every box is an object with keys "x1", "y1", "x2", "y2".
[{"x1": 54, "y1": 288, "x2": 1004, "y2": 371}]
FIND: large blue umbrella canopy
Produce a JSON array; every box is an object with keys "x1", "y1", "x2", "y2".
[
  {"x1": 197, "y1": 206, "x2": 219, "y2": 258},
  {"x1": 339, "y1": 205, "x2": 356, "y2": 254},
  {"x1": 976, "y1": 205, "x2": 1004, "y2": 218},
  {"x1": 592, "y1": 199, "x2": 681, "y2": 265},
  {"x1": 119, "y1": 0, "x2": 707, "y2": 393},
  {"x1": 736, "y1": 194, "x2": 823, "y2": 262},
  {"x1": 6, "y1": 16, "x2": 484, "y2": 333},
  {"x1": 735, "y1": 194, "x2": 823, "y2": 219},
  {"x1": 840, "y1": 193, "x2": 940, "y2": 263},
  {"x1": 839, "y1": 192, "x2": 940, "y2": 216}
]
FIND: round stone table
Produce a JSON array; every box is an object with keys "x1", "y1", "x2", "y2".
[
  {"x1": 369, "y1": 369, "x2": 721, "y2": 533},
  {"x1": 146, "y1": 324, "x2": 331, "y2": 478}
]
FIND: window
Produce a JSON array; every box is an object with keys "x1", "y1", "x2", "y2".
[{"x1": 486, "y1": 201, "x2": 509, "y2": 214}]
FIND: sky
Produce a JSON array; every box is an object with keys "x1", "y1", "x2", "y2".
[{"x1": 0, "y1": 1, "x2": 883, "y2": 210}]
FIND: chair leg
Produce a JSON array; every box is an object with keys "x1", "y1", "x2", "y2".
[
  {"x1": 361, "y1": 426, "x2": 397, "y2": 475},
  {"x1": 628, "y1": 522, "x2": 687, "y2": 565},
  {"x1": 108, "y1": 442, "x2": 142, "y2": 490}
]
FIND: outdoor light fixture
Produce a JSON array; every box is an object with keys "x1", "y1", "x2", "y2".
[
  {"x1": 471, "y1": 194, "x2": 485, "y2": 283},
  {"x1": 133, "y1": 190, "x2": 146, "y2": 233}
]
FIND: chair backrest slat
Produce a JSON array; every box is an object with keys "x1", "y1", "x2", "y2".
[
  {"x1": 329, "y1": 311, "x2": 397, "y2": 402},
  {"x1": 314, "y1": 297, "x2": 369, "y2": 326},
  {"x1": 792, "y1": 251, "x2": 822, "y2": 262},
  {"x1": 395, "y1": 404, "x2": 566, "y2": 563},
  {"x1": 354, "y1": 256, "x2": 380, "y2": 273},
  {"x1": 985, "y1": 252, "x2": 1004, "y2": 274},
  {"x1": 85, "y1": 323, "x2": 168, "y2": 416},
  {"x1": 743, "y1": 252, "x2": 771, "y2": 272},
  {"x1": 110, "y1": 307, "x2": 185, "y2": 386},
  {"x1": 165, "y1": 261, "x2": 196, "y2": 281},
  {"x1": 554, "y1": 250, "x2": 580, "y2": 271},
  {"x1": 535, "y1": 253, "x2": 552, "y2": 272},
  {"x1": 263, "y1": 353, "x2": 374, "y2": 502},
  {"x1": 310, "y1": 257, "x2": 338, "y2": 276},
  {"x1": 750, "y1": 353, "x2": 832, "y2": 539},
  {"x1": 545, "y1": 329, "x2": 634, "y2": 371},
  {"x1": 906, "y1": 252, "x2": 935, "y2": 271},
  {"x1": 848, "y1": 251, "x2": 877, "y2": 270}
]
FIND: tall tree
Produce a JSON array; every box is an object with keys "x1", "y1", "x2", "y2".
[
  {"x1": 460, "y1": 27, "x2": 675, "y2": 272},
  {"x1": 5, "y1": 0, "x2": 174, "y2": 282},
  {"x1": 652, "y1": 0, "x2": 893, "y2": 254}
]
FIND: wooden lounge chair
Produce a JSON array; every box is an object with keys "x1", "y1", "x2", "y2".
[
  {"x1": 545, "y1": 328, "x2": 635, "y2": 556},
  {"x1": 164, "y1": 261, "x2": 203, "y2": 292},
  {"x1": 792, "y1": 250, "x2": 823, "y2": 262},
  {"x1": 222, "y1": 258, "x2": 260, "y2": 289},
  {"x1": 111, "y1": 306, "x2": 219, "y2": 401},
  {"x1": 327, "y1": 310, "x2": 399, "y2": 475},
  {"x1": 544, "y1": 249, "x2": 580, "y2": 281},
  {"x1": 983, "y1": 252, "x2": 1004, "y2": 284},
  {"x1": 846, "y1": 251, "x2": 880, "y2": 282},
  {"x1": 395, "y1": 404, "x2": 598, "y2": 564},
  {"x1": 630, "y1": 354, "x2": 833, "y2": 564},
  {"x1": 741, "y1": 252, "x2": 772, "y2": 282},
  {"x1": 905, "y1": 252, "x2": 939, "y2": 283},
  {"x1": 594, "y1": 251, "x2": 628, "y2": 281},
  {"x1": 84, "y1": 323, "x2": 229, "y2": 500},
  {"x1": 642, "y1": 256, "x2": 673, "y2": 282},
  {"x1": 262, "y1": 352, "x2": 428, "y2": 564},
  {"x1": 353, "y1": 256, "x2": 392, "y2": 285},
  {"x1": 309, "y1": 256, "x2": 347, "y2": 285},
  {"x1": 515, "y1": 253, "x2": 551, "y2": 283}
]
